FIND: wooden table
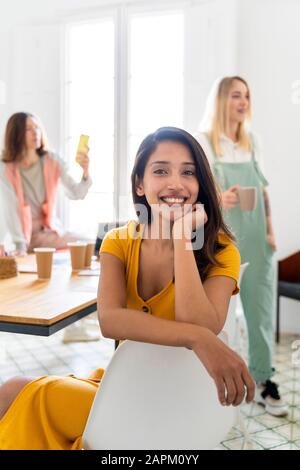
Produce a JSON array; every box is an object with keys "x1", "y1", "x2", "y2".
[{"x1": 0, "y1": 253, "x2": 100, "y2": 336}]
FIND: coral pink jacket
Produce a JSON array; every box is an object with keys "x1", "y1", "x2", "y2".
[{"x1": 5, "y1": 156, "x2": 60, "y2": 244}]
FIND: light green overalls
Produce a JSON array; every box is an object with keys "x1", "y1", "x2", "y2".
[{"x1": 211, "y1": 139, "x2": 275, "y2": 384}]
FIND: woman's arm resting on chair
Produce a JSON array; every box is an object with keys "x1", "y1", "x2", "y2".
[
  {"x1": 174, "y1": 235, "x2": 236, "y2": 333},
  {"x1": 98, "y1": 253, "x2": 255, "y2": 407}
]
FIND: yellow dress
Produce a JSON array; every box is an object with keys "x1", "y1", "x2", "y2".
[{"x1": 0, "y1": 221, "x2": 240, "y2": 450}]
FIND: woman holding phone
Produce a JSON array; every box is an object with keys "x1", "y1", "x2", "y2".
[
  {"x1": 195, "y1": 76, "x2": 287, "y2": 417},
  {"x1": 0, "y1": 127, "x2": 255, "y2": 450},
  {"x1": 0, "y1": 112, "x2": 91, "y2": 255}
]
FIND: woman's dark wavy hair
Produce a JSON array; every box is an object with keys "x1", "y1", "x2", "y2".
[
  {"x1": 131, "y1": 126, "x2": 235, "y2": 280},
  {"x1": 2, "y1": 112, "x2": 48, "y2": 163}
]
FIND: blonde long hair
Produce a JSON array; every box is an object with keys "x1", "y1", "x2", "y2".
[{"x1": 203, "y1": 76, "x2": 252, "y2": 157}]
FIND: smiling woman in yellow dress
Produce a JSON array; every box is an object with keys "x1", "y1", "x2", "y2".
[{"x1": 0, "y1": 127, "x2": 255, "y2": 450}]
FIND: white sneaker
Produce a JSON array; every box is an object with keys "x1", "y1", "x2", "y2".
[
  {"x1": 62, "y1": 323, "x2": 101, "y2": 343},
  {"x1": 255, "y1": 380, "x2": 288, "y2": 417}
]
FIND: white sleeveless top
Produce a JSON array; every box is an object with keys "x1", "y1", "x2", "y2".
[{"x1": 194, "y1": 132, "x2": 265, "y2": 173}]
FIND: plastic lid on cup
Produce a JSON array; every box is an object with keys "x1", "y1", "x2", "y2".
[{"x1": 33, "y1": 248, "x2": 56, "y2": 252}]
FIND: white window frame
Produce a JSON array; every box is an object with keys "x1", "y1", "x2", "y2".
[{"x1": 61, "y1": 0, "x2": 188, "y2": 227}]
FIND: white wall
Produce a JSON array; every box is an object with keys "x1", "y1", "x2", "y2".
[
  {"x1": 0, "y1": 0, "x2": 115, "y2": 145},
  {"x1": 0, "y1": 0, "x2": 238, "y2": 145},
  {"x1": 237, "y1": 0, "x2": 300, "y2": 333},
  {"x1": 184, "y1": 0, "x2": 238, "y2": 130},
  {"x1": 10, "y1": 25, "x2": 61, "y2": 148}
]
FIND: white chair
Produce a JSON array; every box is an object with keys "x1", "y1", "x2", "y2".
[
  {"x1": 82, "y1": 339, "x2": 235, "y2": 450},
  {"x1": 222, "y1": 262, "x2": 253, "y2": 449},
  {"x1": 83, "y1": 263, "x2": 250, "y2": 450}
]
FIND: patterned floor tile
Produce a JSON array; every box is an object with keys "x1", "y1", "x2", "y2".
[
  {"x1": 223, "y1": 426, "x2": 242, "y2": 440},
  {"x1": 12, "y1": 367, "x2": 49, "y2": 377},
  {"x1": 272, "y1": 373, "x2": 292, "y2": 386},
  {"x1": 283, "y1": 368, "x2": 299, "y2": 379},
  {"x1": 241, "y1": 401, "x2": 266, "y2": 418},
  {"x1": 223, "y1": 437, "x2": 264, "y2": 450},
  {"x1": 243, "y1": 417, "x2": 267, "y2": 433},
  {"x1": 255, "y1": 413, "x2": 290, "y2": 429},
  {"x1": 0, "y1": 364, "x2": 21, "y2": 376},
  {"x1": 275, "y1": 423, "x2": 300, "y2": 441},
  {"x1": 12, "y1": 355, "x2": 44, "y2": 368},
  {"x1": 282, "y1": 380, "x2": 298, "y2": 391},
  {"x1": 46, "y1": 366, "x2": 75, "y2": 376},
  {"x1": 250, "y1": 429, "x2": 288, "y2": 449},
  {"x1": 282, "y1": 392, "x2": 300, "y2": 407},
  {"x1": 277, "y1": 383, "x2": 292, "y2": 395},
  {"x1": 272, "y1": 443, "x2": 300, "y2": 450},
  {"x1": 275, "y1": 354, "x2": 289, "y2": 364},
  {"x1": 294, "y1": 439, "x2": 300, "y2": 448},
  {"x1": 291, "y1": 406, "x2": 300, "y2": 422},
  {"x1": 214, "y1": 444, "x2": 227, "y2": 450}
]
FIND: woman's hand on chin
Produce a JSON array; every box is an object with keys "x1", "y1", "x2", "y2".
[{"x1": 172, "y1": 203, "x2": 208, "y2": 240}]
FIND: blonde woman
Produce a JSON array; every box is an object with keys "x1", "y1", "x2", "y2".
[{"x1": 195, "y1": 76, "x2": 287, "y2": 417}]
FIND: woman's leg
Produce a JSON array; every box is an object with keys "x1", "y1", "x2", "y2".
[
  {"x1": 239, "y1": 259, "x2": 274, "y2": 383},
  {"x1": 0, "y1": 374, "x2": 101, "y2": 449},
  {"x1": 44, "y1": 376, "x2": 98, "y2": 441},
  {"x1": 0, "y1": 376, "x2": 34, "y2": 420}
]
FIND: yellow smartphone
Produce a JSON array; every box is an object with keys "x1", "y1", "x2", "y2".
[{"x1": 76, "y1": 134, "x2": 89, "y2": 162}]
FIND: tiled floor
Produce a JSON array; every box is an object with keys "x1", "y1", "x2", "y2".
[
  {"x1": 219, "y1": 333, "x2": 300, "y2": 450},
  {"x1": 0, "y1": 320, "x2": 299, "y2": 450},
  {"x1": 0, "y1": 322, "x2": 114, "y2": 383}
]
